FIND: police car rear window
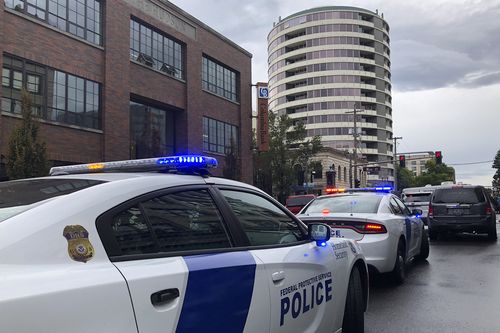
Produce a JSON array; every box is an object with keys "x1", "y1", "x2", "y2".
[
  {"x1": 303, "y1": 195, "x2": 382, "y2": 214},
  {"x1": 286, "y1": 196, "x2": 315, "y2": 206},
  {"x1": 0, "y1": 178, "x2": 104, "y2": 222}
]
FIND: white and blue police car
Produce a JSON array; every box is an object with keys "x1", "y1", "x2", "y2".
[
  {"x1": 298, "y1": 187, "x2": 429, "y2": 284},
  {"x1": 0, "y1": 156, "x2": 368, "y2": 333}
]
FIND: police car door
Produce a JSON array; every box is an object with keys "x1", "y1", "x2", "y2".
[
  {"x1": 394, "y1": 196, "x2": 421, "y2": 257},
  {"x1": 97, "y1": 186, "x2": 270, "y2": 333},
  {"x1": 218, "y1": 189, "x2": 341, "y2": 333}
]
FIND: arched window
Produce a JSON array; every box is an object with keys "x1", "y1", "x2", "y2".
[
  {"x1": 338, "y1": 165, "x2": 341, "y2": 180},
  {"x1": 343, "y1": 167, "x2": 347, "y2": 181}
]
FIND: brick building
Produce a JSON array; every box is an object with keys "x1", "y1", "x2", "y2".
[{"x1": 0, "y1": 0, "x2": 253, "y2": 182}]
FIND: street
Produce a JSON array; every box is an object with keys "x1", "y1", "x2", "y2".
[{"x1": 365, "y1": 220, "x2": 500, "y2": 333}]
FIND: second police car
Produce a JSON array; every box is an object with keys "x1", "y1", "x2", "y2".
[
  {"x1": 0, "y1": 155, "x2": 368, "y2": 333},
  {"x1": 297, "y1": 187, "x2": 429, "y2": 284}
]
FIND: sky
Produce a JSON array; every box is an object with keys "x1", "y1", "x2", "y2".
[{"x1": 170, "y1": 0, "x2": 500, "y2": 186}]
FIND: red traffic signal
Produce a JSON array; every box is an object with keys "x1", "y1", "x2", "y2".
[
  {"x1": 435, "y1": 151, "x2": 442, "y2": 164},
  {"x1": 399, "y1": 155, "x2": 406, "y2": 168}
]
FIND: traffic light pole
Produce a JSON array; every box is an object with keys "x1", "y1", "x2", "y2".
[
  {"x1": 393, "y1": 136, "x2": 403, "y2": 192},
  {"x1": 346, "y1": 104, "x2": 364, "y2": 187}
]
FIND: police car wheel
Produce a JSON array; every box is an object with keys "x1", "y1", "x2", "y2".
[
  {"x1": 390, "y1": 240, "x2": 406, "y2": 285},
  {"x1": 416, "y1": 228, "x2": 430, "y2": 260},
  {"x1": 342, "y1": 266, "x2": 364, "y2": 333}
]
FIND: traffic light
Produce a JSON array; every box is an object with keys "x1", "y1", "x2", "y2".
[
  {"x1": 435, "y1": 151, "x2": 442, "y2": 164},
  {"x1": 354, "y1": 179, "x2": 361, "y2": 188},
  {"x1": 326, "y1": 171, "x2": 334, "y2": 186},
  {"x1": 399, "y1": 155, "x2": 406, "y2": 168}
]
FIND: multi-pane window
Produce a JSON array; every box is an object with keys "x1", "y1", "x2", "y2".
[
  {"x1": 129, "y1": 101, "x2": 175, "y2": 159},
  {"x1": 203, "y1": 117, "x2": 238, "y2": 154},
  {"x1": 202, "y1": 56, "x2": 238, "y2": 102},
  {"x1": 2, "y1": 54, "x2": 101, "y2": 129},
  {"x1": 5, "y1": 0, "x2": 101, "y2": 45},
  {"x1": 129, "y1": 18, "x2": 184, "y2": 79}
]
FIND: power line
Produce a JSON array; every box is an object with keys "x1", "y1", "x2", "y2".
[{"x1": 448, "y1": 160, "x2": 494, "y2": 166}]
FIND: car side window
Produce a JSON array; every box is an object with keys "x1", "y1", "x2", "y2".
[
  {"x1": 389, "y1": 197, "x2": 403, "y2": 215},
  {"x1": 141, "y1": 190, "x2": 231, "y2": 253},
  {"x1": 112, "y1": 205, "x2": 157, "y2": 255},
  {"x1": 108, "y1": 189, "x2": 231, "y2": 256},
  {"x1": 394, "y1": 197, "x2": 412, "y2": 216},
  {"x1": 219, "y1": 190, "x2": 306, "y2": 246}
]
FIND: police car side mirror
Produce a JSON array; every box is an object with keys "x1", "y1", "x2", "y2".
[
  {"x1": 308, "y1": 223, "x2": 331, "y2": 247},
  {"x1": 412, "y1": 209, "x2": 423, "y2": 217}
]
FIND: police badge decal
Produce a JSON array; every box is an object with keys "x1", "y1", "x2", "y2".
[{"x1": 63, "y1": 225, "x2": 94, "y2": 263}]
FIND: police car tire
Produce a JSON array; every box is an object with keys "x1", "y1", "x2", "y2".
[
  {"x1": 390, "y1": 241, "x2": 406, "y2": 285},
  {"x1": 416, "y1": 228, "x2": 430, "y2": 260},
  {"x1": 342, "y1": 266, "x2": 364, "y2": 333},
  {"x1": 428, "y1": 229, "x2": 437, "y2": 241}
]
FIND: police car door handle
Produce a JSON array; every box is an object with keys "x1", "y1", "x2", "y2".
[
  {"x1": 272, "y1": 271, "x2": 286, "y2": 282},
  {"x1": 151, "y1": 288, "x2": 180, "y2": 305}
]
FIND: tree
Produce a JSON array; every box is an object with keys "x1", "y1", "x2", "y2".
[
  {"x1": 396, "y1": 166, "x2": 415, "y2": 190},
  {"x1": 413, "y1": 160, "x2": 455, "y2": 186},
  {"x1": 492, "y1": 149, "x2": 500, "y2": 197},
  {"x1": 256, "y1": 111, "x2": 322, "y2": 204},
  {"x1": 6, "y1": 89, "x2": 49, "y2": 179}
]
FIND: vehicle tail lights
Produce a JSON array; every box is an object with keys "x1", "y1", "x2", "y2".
[{"x1": 428, "y1": 204, "x2": 434, "y2": 218}]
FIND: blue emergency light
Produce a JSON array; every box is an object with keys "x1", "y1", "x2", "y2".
[
  {"x1": 49, "y1": 155, "x2": 218, "y2": 175},
  {"x1": 345, "y1": 187, "x2": 393, "y2": 193}
]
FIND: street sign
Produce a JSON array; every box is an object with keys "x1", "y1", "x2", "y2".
[{"x1": 258, "y1": 87, "x2": 269, "y2": 99}]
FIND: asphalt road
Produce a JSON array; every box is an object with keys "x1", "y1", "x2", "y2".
[{"x1": 365, "y1": 219, "x2": 500, "y2": 333}]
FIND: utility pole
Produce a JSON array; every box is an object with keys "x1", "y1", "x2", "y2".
[
  {"x1": 346, "y1": 103, "x2": 364, "y2": 187},
  {"x1": 393, "y1": 136, "x2": 403, "y2": 192}
]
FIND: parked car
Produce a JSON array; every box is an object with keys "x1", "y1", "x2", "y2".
[
  {"x1": 428, "y1": 185, "x2": 497, "y2": 240},
  {"x1": 298, "y1": 187, "x2": 429, "y2": 284},
  {"x1": 285, "y1": 194, "x2": 316, "y2": 214},
  {"x1": 0, "y1": 155, "x2": 368, "y2": 333}
]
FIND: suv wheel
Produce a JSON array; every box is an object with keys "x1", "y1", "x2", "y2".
[
  {"x1": 342, "y1": 266, "x2": 364, "y2": 333},
  {"x1": 488, "y1": 225, "x2": 497, "y2": 241},
  {"x1": 390, "y1": 240, "x2": 406, "y2": 284}
]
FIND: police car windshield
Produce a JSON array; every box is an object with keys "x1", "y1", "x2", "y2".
[
  {"x1": 302, "y1": 194, "x2": 382, "y2": 214},
  {"x1": 0, "y1": 178, "x2": 104, "y2": 222}
]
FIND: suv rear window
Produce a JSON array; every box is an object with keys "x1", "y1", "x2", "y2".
[
  {"x1": 432, "y1": 187, "x2": 485, "y2": 204},
  {"x1": 0, "y1": 178, "x2": 104, "y2": 222},
  {"x1": 403, "y1": 193, "x2": 432, "y2": 203}
]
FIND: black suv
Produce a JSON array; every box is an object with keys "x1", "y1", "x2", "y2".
[{"x1": 428, "y1": 185, "x2": 497, "y2": 240}]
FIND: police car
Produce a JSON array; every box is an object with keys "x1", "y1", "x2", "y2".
[
  {"x1": 297, "y1": 187, "x2": 429, "y2": 284},
  {"x1": 0, "y1": 155, "x2": 368, "y2": 333}
]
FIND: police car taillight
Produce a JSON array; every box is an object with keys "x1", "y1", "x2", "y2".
[
  {"x1": 49, "y1": 155, "x2": 218, "y2": 175},
  {"x1": 329, "y1": 221, "x2": 387, "y2": 234}
]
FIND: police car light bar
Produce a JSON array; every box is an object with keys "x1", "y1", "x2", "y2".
[
  {"x1": 49, "y1": 155, "x2": 218, "y2": 176},
  {"x1": 345, "y1": 187, "x2": 393, "y2": 193}
]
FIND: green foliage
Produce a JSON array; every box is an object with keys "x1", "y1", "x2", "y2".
[
  {"x1": 492, "y1": 149, "x2": 500, "y2": 195},
  {"x1": 413, "y1": 160, "x2": 455, "y2": 187},
  {"x1": 6, "y1": 90, "x2": 49, "y2": 179},
  {"x1": 396, "y1": 166, "x2": 416, "y2": 189},
  {"x1": 255, "y1": 111, "x2": 322, "y2": 204},
  {"x1": 397, "y1": 160, "x2": 455, "y2": 190}
]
